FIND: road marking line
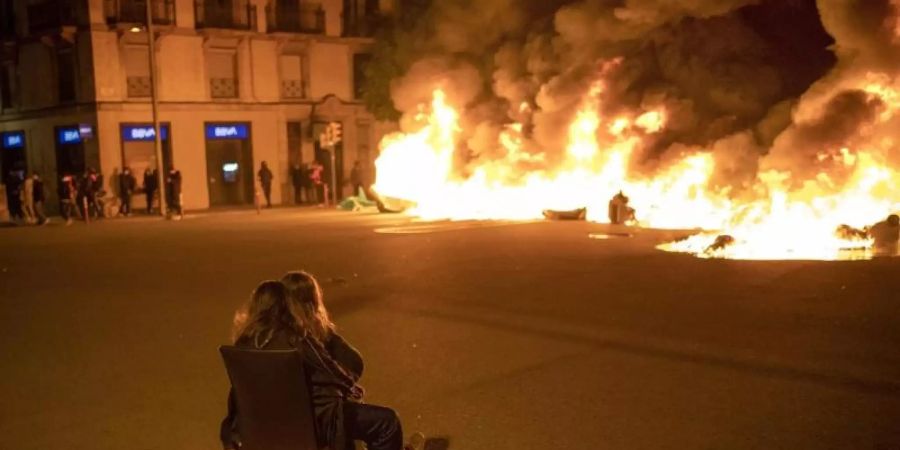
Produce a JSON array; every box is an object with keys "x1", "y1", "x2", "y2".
[{"x1": 375, "y1": 220, "x2": 536, "y2": 234}]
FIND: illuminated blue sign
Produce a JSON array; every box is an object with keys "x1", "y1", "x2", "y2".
[
  {"x1": 2, "y1": 131, "x2": 25, "y2": 149},
  {"x1": 205, "y1": 123, "x2": 249, "y2": 140},
  {"x1": 57, "y1": 127, "x2": 82, "y2": 144},
  {"x1": 79, "y1": 124, "x2": 94, "y2": 140},
  {"x1": 122, "y1": 125, "x2": 169, "y2": 142}
]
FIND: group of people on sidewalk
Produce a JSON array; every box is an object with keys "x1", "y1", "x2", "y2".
[
  {"x1": 3, "y1": 164, "x2": 184, "y2": 226},
  {"x1": 222, "y1": 271, "x2": 417, "y2": 450},
  {"x1": 6, "y1": 158, "x2": 374, "y2": 223},
  {"x1": 4, "y1": 169, "x2": 48, "y2": 225},
  {"x1": 115, "y1": 166, "x2": 183, "y2": 219},
  {"x1": 258, "y1": 159, "x2": 370, "y2": 208}
]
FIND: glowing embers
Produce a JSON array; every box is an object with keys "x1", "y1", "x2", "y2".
[{"x1": 588, "y1": 233, "x2": 633, "y2": 240}]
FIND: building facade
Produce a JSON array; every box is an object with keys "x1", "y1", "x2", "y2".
[{"x1": 0, "y1": 0, "x2": 393, "y2": 212}]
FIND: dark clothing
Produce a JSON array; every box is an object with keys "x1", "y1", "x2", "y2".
[
  {"x1": 119, "y1": 172, "x2": 137, "y2": 215},
  {"x1": 58, "y1": 177, "x2": 79, "y2": 222},
  {"x1": 290, "y1": 166, "x2": 306, "y2": 204},
  {"x1": 5, "y1": 173, "x2": 23, "y2": 219},
  {"x1": 144, "y1": 169, "x2": 158, "y2": 214},
  {"x1": 344, "y1": 402, "x2": 403, "y2": 450},
  {"x1": 258, "y1": 167, "x2": 273, "y2": 185},
  {"x1": 166, "y1": 170, "x2": 182, "y2": 215},
  {"x1": 32, "y1": 178, "x2": 47, "y2": 224},
  {"x1": 350, "y1": 165, "x2": 363, "y2": 197},
  {"x1": 78, "y1": 174, "x2": 97, "y2": 219},
  {"x1": 220, "y1": 331, "x2": 393, "y2": 450},
  {"x1": 33, "y1": 178, "x2": 45, "y2": 203},
  {"x1": 258, "y1": 166, "x2": 273, "y2": 207}
]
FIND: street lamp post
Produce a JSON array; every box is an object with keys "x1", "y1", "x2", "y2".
[{"x1": 144, "y1": 0, "x2": 167, "y2": 217}]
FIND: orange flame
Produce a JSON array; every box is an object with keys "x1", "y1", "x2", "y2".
[{"x1": 373, "y1": 72, "x2": 900, "y2": 260}]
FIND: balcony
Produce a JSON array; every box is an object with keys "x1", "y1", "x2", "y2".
[
  {"x1": 281, "y1": 79, "x2": 305, "y2": 98},
  {"x1": 27, "y1": 0, "x2": 77, "y2": 34},
  {"x1": 342, "y1": 0, "x2": 381, "y2": 37},
  {"x1": 266, "y1": 1, "x2": 325, "y2": 34},
  {"x1": 127, "y1": 76, "x2": 152, "y2": 98},
  {"x1": 210, "y1": 78, "x2": 238, "y2": 98},
  {"x1": 195, "y1": 0, "x2": 256, "y2": 30},
  {"x1": 105, "y1": 0, "x2": 176, "y2": 26},
  {"x1": 343, "y1": 14, "x2": 381, "y2": 37}
]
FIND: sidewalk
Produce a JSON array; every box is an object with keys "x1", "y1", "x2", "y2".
[{"x1": 0, "y1": 203, "x2": 354, "y2": 227}]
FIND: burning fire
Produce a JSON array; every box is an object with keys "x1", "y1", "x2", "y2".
[{"x1": 372, "y1": 72, "x2": 900, "y2": 261}]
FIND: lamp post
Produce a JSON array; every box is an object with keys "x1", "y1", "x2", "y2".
[{"x1": 143, "y1": 0, "x2": 167, "y2": 217}]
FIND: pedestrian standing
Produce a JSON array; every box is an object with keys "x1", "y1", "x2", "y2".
[
  {"x1": 301, "y1": 163, "x2": 314, "y2": 204},
  {"x1": 257, "y1": 161, "x2": 273, "y2": 208},
  {"x1": 349, "y1": 160, "x2": 363, "y2": 197},
  {"x1": 20, "y1": 173, "x2": 35, "y2": 224},
  {"x1": 143, "y1": 167, "x2": 158, "y2": 214},
  {"x1": 290, "y1": 162, "x2": 304, "y2": 204},
  {"x1": 77, "y1": 170, "x2": 96, "y2": 221},
  {"x1": 310, "y1": 161, "x2": 324, "y2": 205},
  {"x1": 166, "y1": 167, "x2": 183, "y2": 219},
  {"x1": 118, "y1": 166, "x2": 137, "y2": 216},
  {"x1": 31, "y1": 172, "x2": 48, "y2": 225},
  {"x1": 59, "y1": 174, "x2": 79, "y2": 225}
]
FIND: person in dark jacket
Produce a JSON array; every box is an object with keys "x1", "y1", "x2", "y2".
[
  {"x1": 290, "y1": 162, "x2": 305, "y2": 204},
  {"x1": 59, "y1": 174, "x2": 79, "y2": 225},
  {"x1": 143, "y1": 167, "x2": 158, "y2": 214},
  {"x1": 221, "y1": 278, "x2": 405, "y2": 450},
  {"x1": 5, "y1": 169, "x2": 24, "y2": 221},
  {"x1": 349, "y1": 160, "x2": 363, "y2": 197},
  {"x1": 78, "y1": 169, "x2": 97, "y2": 220},
  {"x1": 31, "y1": 172, "x2": 48, "y2": 225},
  {"x1": 166, "y1": 167, "x2": 183, "y2": 218},
  {"x1": 118, "y1": 167, "x2": 137, "y2": 216},
  {"x1": 257, "y1": 161, "x2": 274, "y2": 208}
]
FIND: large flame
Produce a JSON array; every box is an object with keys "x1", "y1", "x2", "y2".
[{"x1": 372, "y1": 72, "x2": 900, "y2": 261}]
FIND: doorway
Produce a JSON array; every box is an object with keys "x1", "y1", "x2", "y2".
[
  {"x1": 205, "y1": 123, "x2": 253, "y2": 206},
  {"x1": 55, "y1": 126, "x2": 86, "y2": 177}
]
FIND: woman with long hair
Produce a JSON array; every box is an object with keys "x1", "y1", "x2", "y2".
[
  {"x1": 281, "y1": 270, "x2": 406, "y2": 450},
  {"x1": 281, "y1": 270, "x2": 364, "y2": 378},
  {"x1": 220, "y1": 280, "x2": 404, "y2": 450}
]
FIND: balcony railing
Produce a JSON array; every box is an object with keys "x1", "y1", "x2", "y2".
[
  {"x1": 281, "y1": 79, "x2": 305, "y2": 98},
  {"x1": 105, "y1": 0, "x2": 176, "y2": 26},
  {"x1": 343, "y1": 14, "x2": 381, "y2": 37},
  {"x1": 127, "y1": 76, "x2": 152, "y2": 97},
  {"x1": 195, "y1": 1, "x2": 256, "y2": 30},
  {"x1": 210, "y1": 78, "x2": 238, "y2": 98},
  {"x1": 266, "y1": 1, "x2": 325, "y2": 34},
  {"x1": 27, "y1": 0, "x2": 77, "y2": 34}
]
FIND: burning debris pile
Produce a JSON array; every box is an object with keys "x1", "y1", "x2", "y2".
[{"x1": 369, "y1": 0, "x2": 900, "y2": 260}]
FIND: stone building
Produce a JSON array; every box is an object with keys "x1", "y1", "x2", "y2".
[{"x1": 0, "y1": 0, "x2": 392, "y2": 212}]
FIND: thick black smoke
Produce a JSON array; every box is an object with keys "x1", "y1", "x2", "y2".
[{"x1": 382, "y1": 0, "x2": 900, "y2": 190}]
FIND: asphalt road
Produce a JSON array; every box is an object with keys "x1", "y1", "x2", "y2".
[{"x1": 1, "y1": 208, "x2": 899, "y2": 450}]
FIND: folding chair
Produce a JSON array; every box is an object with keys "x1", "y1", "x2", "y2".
[{"x1": 220, "y1": 346, "x2": 319, "y2": 450}]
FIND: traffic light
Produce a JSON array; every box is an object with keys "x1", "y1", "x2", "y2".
[{"x1": 331, "y1": 122, "x2": 342, "y2": 144}]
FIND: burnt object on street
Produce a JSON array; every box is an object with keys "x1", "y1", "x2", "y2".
[
  {"x1": 543, "y1": 207, "x2": 587, "y2": 221},
  {"x1": 705, "y1": 234, "x2": 736, "y2": 254}
]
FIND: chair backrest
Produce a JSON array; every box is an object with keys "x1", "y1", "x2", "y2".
[{"x1": 219, "y1": 346, "x2": 319, "y2": 450}]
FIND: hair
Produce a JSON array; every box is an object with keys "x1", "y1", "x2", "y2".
[
  {"x1": 281, "y1": 270, "x2": 335, "y2": 342},
  {"x1": 232, "y1": 280, "x2": 298, "y2": 345}
]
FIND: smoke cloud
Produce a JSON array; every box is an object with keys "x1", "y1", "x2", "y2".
[{"x1": 383, "y1": 0, "x2": 900, "y2": 193}]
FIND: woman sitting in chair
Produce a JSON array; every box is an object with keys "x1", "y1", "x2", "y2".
[{"x1": 221, "y1": 279, "x2": 406, "y2": 450}]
